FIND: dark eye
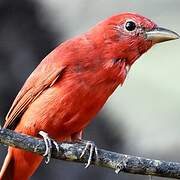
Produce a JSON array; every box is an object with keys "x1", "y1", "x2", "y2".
[{"x1": 125, "y1": 21, "x2": 136, "y2": 31}]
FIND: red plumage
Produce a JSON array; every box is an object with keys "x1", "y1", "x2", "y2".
[{"x1": 0, "y1": 12, "x2": 178, "y2": 179}]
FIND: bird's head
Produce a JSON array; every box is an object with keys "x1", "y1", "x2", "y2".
[{"x1": 87, "y1": 12, "x2": 179, "y2": 82}]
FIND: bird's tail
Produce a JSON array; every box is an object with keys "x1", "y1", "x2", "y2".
[
  {"x1": 0, "y1": 147, "x2": 43, "y2": 180},
  {"x1": 0, "y1": 149, "x2": 14, "y2": 180}
]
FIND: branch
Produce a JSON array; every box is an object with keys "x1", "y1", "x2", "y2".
[{"x1": 0, "y1": 128, "x2": 180, "y2": 179}]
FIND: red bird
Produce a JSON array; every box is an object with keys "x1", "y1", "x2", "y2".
[{"x1": 0, "y1": 12, "x2": 179, "y2": 180}]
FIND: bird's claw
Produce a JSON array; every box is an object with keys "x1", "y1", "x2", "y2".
[
  {"x1": 115, "y1": 158, "x2": 128, "y2": 174},
  {"x1": 149, "y1": 175, "x2": 153, "y2": 180},
  {"x1": 38, "y1": 131, "x2": 59, "y2": 164},
  {"x1": 80, "y1": 140, "x2": 99, "y2": 168}
]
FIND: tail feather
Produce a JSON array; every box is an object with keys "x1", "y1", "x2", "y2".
[
  {"x1": 0, "y1": 150, "x2": 14, "y2": 180},
  {"x1": 0, "y1": 147, "x2": 43, "y2": 180}
]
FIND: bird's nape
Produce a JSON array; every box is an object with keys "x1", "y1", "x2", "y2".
[{"x1": 0, "y1": 12, "x2": 179, "y2": 180}]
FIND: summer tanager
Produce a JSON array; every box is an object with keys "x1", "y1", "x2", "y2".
[{"x1": 0, "y1": 12, "x2": 179, "y2": 180}]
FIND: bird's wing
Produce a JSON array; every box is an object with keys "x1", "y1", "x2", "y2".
[{"x1": 3, "y1": 63, "x2": 66, "y2": 130}]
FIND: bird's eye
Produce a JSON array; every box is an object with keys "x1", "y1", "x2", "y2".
[{"x1": 125, "y1": 21, "x2": 136, "y2": 31}]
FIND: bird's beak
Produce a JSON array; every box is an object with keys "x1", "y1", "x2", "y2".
[{"x1": 145, "y1": 27, "x2": 180, "y2": 43}]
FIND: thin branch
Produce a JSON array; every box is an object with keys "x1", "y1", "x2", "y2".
[{"x1": 0, "y1": 128, "x2": 180, "y2": 179}]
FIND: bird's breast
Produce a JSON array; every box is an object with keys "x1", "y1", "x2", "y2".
[{"x1": 17, "y1": 70, "x2": 120, "y2": 139}]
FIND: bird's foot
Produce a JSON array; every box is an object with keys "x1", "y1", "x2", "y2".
[
  {"x1": 115, "y1": 158, "x2": 128, "y2": 174},
  {"x1": 79, "y1": 140, "x2": 99, "y2": 168},
  {"x1": 149, "y1": 175, "x2": 153, "y2": 180},
  {"x1": 39, "y1": 131, "x2": 60, "y2": 164}
]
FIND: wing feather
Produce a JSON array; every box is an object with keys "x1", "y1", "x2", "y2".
[{"x1": 4, "y1": 65, "x2": 66, "y2": 129}]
